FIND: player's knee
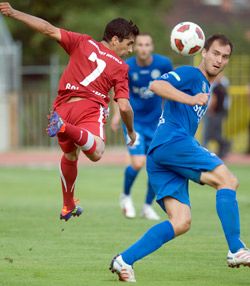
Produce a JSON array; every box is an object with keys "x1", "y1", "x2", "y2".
[
  {"x1": 171, "y1": 217, "x2": 191, "y2": 236},
  {"x1": 132, "y1": 161, "x2": 144, "y2": 170},
  {"x1": 131, "y1": 156, "x2": 146, "y2": 170},
  {"x1": 64, "y1": 152, "x2": 79, "y2": 161},
  {"x1": 218, "y1": 173, "x2": 239, "y2": 190},
  {"x1": 85, "y1": 151, "x2": 103, "y2": 162},
  {"x1": 84, "y1": 142, "x2": 105, "y2": 162},
  {"x1": 89, "y1": 156, "x2": 102, "y2": 162},
  {"x1": 180, "y1": 218, "x2": 191, "y2": 234},
  {"x1": 229, "y1": 174, "x2": 239, "y2": 190}
]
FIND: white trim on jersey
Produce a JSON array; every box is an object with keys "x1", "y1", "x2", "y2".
[
  {"x1": 169, "y1": 71, "x2": 181, "y2": 81},
  {"x1": 98, "y1": 105, "x2": 104, "y2": 140}
]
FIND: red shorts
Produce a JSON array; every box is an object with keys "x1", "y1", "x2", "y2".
[{"x1": 55, "y1": 99, "x2": 106, "y2": 153}]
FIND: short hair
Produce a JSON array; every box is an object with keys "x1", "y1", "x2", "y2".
[
  {"x1": 135, "y1": 33, "x2": 153, "y2": 43},
  {"x1": 102, "y1": 18, "x2": 139, "y2": 42},
  {"x1": 136, "y1": 32, "x2": 152, "y2": 38},
  {"x1": 204, "y1": 34, "x2": 233, "y2": 55}
]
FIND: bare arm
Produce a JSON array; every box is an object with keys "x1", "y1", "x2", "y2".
[
  {"x1": 116, "y1": 98, "x2": 136, "y2": 146},
  {"x1": 0, "y1": 2, "x2": 61, "y2": 41},
  {"x1": 109, "y1": 88, "x2": 121, "y2": 131},
  {"x1": 110, "y1": 100, "x2": 121, "y2": 131},
  {"x1": 150, "y1": 80, "x2": 209, "y2": 106}
]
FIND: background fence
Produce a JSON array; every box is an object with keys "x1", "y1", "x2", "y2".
[
  {"x1": 18, "y1": 55, "x2": 250, "y2": 153},
  {"x1": 0, "y1": 15, "x2": 21, "y2": 151},
  {"x1": 194, "y1": 54, "x2": 250, "y2": 153},
  {"x1": 0, "y1": 45, "x2": 250, "y2": 153}
]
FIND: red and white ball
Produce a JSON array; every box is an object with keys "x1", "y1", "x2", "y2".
[{"x1": 170, "y1": 22, "x2": 205, "y2": 56}]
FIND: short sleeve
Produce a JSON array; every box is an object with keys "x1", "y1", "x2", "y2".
[
  {"x1": 163, "y1": 58, "x2": 173, "y2": 73},
  {"x1": 159, "y1": 66, "x2": 194, "y2": 90},
  {"x1": 113, "y1": 65, "x2": 129, "y2": 100},
  {"x1": 59, "y1": 29, "x2": 87, "y2": 55}
]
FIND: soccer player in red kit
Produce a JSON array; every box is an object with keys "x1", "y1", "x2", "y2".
[{"x1": 0, "y1": 2, "x2": 139, "y2": 221}]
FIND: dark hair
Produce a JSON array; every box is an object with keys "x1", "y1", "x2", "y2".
[
  {"x1": 204, "y1": 34, "x2": 233, "y2": 55},
  {"x1": 102, "y1": 18, "x2": 139, "y2": 42}
]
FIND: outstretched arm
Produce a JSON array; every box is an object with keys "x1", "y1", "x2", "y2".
[
  {"x1": 0, "y1": 2, "x2": 61, "y2": 41},
  {"x1": 150, "y1": 80, "x2": 209, "y2": 106}
]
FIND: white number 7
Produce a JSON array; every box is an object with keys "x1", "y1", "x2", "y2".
[{"x1": 80, "y1": 52, "x2": 106, "y2": 87}]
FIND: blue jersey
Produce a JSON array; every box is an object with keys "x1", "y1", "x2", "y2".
[
  {"x1": 126, "y1": 54, "x2": 173, "y2": 126},
  {"x1": 146, "y1": 66, "x2": 222, "y2": 208},
  {"x1": 149, "y1": 66, "x2": 210, "y2": 151}
]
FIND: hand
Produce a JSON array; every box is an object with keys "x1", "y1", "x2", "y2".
[
  {"x1": 191, "y1": 93, "x2": 209, "y2": 106},
  {"x1": 0, "y1": 2, "x2": 15, "y2": 17},
  {"x1": 127, "y1": 130, "x2": 136, "y2": 146}
]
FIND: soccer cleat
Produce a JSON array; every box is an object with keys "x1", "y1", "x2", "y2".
[
  {"x1": 46, "y1": 111, "x2": 65, "y2": 137},
  {"x1": 110, "y1": 255, "x2": 136, "y2": 282},
  {"x1": 141, "y1": 204, "x2": 160, "y2": 220},
  {"x1": 60, "y1": 205, "x2": 83, "y2": 221},
  {"x1": 227, "y1": 248, "x2": 250, "y2": 268},
  {"x1": 120, "y1": 194, "x2": 136, "y2": 218}
]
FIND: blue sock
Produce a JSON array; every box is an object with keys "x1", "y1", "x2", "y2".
[
  {"x1": 124, "y1": 165, "x2": 139, "y2": 196},
  {"x1": 216, "y1": 189, "x2": 245, "y2": 253},
  {"x1": 121, "y1": 221, "x2": 175, "y2": 265},
  {"x1": 145, "y1": 180, "x2": 155, "y2": 205}
]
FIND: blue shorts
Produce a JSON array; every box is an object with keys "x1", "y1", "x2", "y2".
[
  {"x1": 123, "y1": 122, "x2": 156, "y2": 155},
  {"x1": 146, "y1": 136, "x2": 223, "y2": 210}
]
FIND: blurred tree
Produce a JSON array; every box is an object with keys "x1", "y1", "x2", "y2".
[
  {"x1": 5, "y1": 0, "x2": 172, "y2": 64},
  {"x1": 5, "y1": 0, "x2": 249, "y2": 65}
]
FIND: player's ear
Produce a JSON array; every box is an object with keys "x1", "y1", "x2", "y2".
[{"x1": 111, "y1": 35, "x2": 120, "y2": 46}]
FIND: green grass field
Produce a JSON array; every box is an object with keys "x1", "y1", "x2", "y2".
[{"x1": 0, "y1": 165, "x2": 250, "y2": 286}]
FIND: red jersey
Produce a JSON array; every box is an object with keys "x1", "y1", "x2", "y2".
[{"x1": 53, "y1": 29, "x2": 129, "y2": 109}]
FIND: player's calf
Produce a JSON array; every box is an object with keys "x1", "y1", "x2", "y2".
[{"x1": 83, "y1": 136, "x2": 105, "y2": 162}]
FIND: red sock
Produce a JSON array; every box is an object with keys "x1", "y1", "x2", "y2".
[
  {"x1": 63, "y1": 123, "x2": 96, "y2": 154},
  {"x1": 59, "y1": 155, "x2": 78, "y2": 211}
]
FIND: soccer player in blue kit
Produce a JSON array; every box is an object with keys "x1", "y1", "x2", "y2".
[
  {"x1": 110, "y1": 34, "x2": 250, "y2": 282},
  {"x1": 111, "y1": 33, "x2": 173, "y2": 220}
]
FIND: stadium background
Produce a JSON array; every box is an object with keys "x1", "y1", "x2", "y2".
[
  {"x1": 0, "y1": 1, "x2": 250, "y2": 285},
  {"x1": 0, "y1": 0, "x2": 250, "y2": 156}
]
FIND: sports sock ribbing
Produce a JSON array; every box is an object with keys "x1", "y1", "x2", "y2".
[{"x1": 124, "y1": 165, "x2": 139, "y2": 196}]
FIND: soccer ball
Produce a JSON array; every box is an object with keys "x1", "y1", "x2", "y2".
[{"x1": 170, "y1": 22, "x2": 205, "y2": 56}]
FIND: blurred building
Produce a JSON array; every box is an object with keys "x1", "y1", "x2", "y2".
[
  {"x1": 165, "y1": 0, "x2": 250, "y2": 27},
  {"x1": 0, "y1": 15, "x2": 21, "y2": 151},
  {"x1": 202, "y1": 0, "x2": 250, "y2": 12}
]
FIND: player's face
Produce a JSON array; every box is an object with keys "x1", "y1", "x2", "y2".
[
  {"x1": 202, "y1": 40, "x2": 231, "y2": 78},
  {"x1": 134, "y1": 35, "x2": 154, "y2": 61},
  {"x1": 114, "y1": 36, "x2": 135, "y2": 57}
]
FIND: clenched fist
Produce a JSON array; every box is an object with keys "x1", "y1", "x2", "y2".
[{"x1": 191, "y1": 93, "x2": 209, "y2": 106}]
